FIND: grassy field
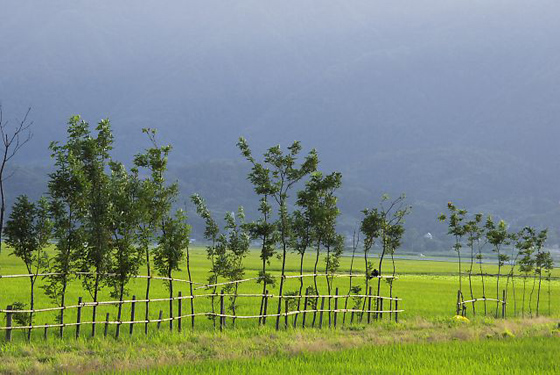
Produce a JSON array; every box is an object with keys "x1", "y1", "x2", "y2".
[
  {"x1": 134, "y1": 336, "x2": 560, "y2": 375},
  {"x1": 0, "y1": 246, "x2": 558, "y2": 373}
]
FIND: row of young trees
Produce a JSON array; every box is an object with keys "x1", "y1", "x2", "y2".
[
  {"x1": 439, "y1": 202, "x2": 554, "y2": 318},
  {"x1": 4, "y1": 118, "x2": 190, "y2": 337},
  {"x1": 2, "y1": 117, "x2": 411, "y2": 336}
]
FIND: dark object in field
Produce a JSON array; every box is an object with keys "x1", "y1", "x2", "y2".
[{"x1": 368, "y1": 269, "x2": 379, "y2": 279}]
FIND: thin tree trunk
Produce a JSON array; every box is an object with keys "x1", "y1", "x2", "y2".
[
  {"x1": 28, "y1": 277, "x2": 35, "y2": 341},
  {"x1": 478, "y1": 246, "x2": 487, "y2": 315},
  {"x1": 496, "y1": 251, "x2": 501, "y2": 318},
  {"x1": 186, "y1": 245, "x2": 195, "y2": 330},
  {"x1": 312, "y1": 240, "x2": 321, "y2": 327},
  {"x1": 536, "y1": 271, "x2": 543, "y2": 316},
  {"x1": 468, "y1": 244, "x2": 475, "y2": 315},
  {"x1": 343, "y1": 235, "x2": 358, "y2": 325},
  {"x1": 522, "y1": 275, "x2": 527, "y2": 317},
  {"x1": 59, "y1": 279, "x2": 67, "y2": 338},
  {"x1": 529, "y1": 273, "x2": 537, "y2": 317},
  {"x1": 293, "y1": 253, "x2": 305, "y2": 327},
  {"x1": 275, "y1": 209, "x2": 288, "y2": 331}
]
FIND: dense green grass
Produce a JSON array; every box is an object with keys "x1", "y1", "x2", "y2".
[
  {"x1": 0, "y1": 246, "x2": 558, "y2": 341},
  {"x1": 137, "y1": 336, "x2": 560, "y2": 375}
]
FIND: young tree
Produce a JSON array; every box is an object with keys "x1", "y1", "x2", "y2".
[
  {"x1": 61, "y1": 117, "x2": 114, "y2": 337},
  {"x1": 516, "y1": 227, "x2": 536, "y2": 317},
  {"x1": 485, "y1": 217, "x2": 511, "y2": 317},
  {"x1": 530, "y1": 229, "x2": 547, "y2": 316},
  {"x1": 44, "y1": 126, "x2": 88, "y2": 337},
  {"x1": 0, "y1": 105, "x2": 33, "y2": 253},
  {"x1": 152, "y1": 209, "x2": 190, "y2": 331},
  {"x1": 191, "y1": 194, "x2": 220, "y2": 326},
  {"x1": 133, "y1": 128, "x2": 178, "y2": 334},
  {"x1": 464, "y1": 213, "x2": 484, "y2": 315},
  {"x1": 106, "y1": 162, "x2": 144, "y2": 336},
  {"x1": 438, "y1": 202, "x2": 467, "y2": 308},
  {"x1": 237, "y1": 137, "x2": 318, "y2": 330},
  {"x1": 4, "y1": 195, "x2": 51, "y2": 340}
]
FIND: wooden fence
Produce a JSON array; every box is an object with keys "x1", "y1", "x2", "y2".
[{"x1": 0, "y1": 272, "x2": 403, "y2": 341}]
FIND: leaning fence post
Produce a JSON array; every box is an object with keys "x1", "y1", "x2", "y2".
[
  {"x1": 219, "y1": 289, "x2": 225, "y2": 332},
  {"x1": 6, "y1": 305, "x2": 13, "y2": 342},
  {"x1": 502, "y1": 290, "x2": 506, "y2": 319},
  {"x1": 104, "y1": 313, "x2": 110, "y2": 338},
  {"x1": 177, "y1": 291, "x2": 182, "y2": 333},
  {"x1": 333, "y1": 288, "x2": 339, "y2": 328},
  {"x1": 395, "y1": 297, "x2": 399, "y2": 323},
  {"x1": 157, "y1": 310, "x2": 163, "y2": 330},
  {"x1": 76, "y1": 297, "x2": 83, "y2": 339},
  {"x1": 302, "y1": 289, "x2": 309, "y2": 329},
  {"x1": 130, "y1": 295, "x2": 136, "y2": 336},
  {"x1": 367, "y1": 287, "x2": 373, "y2": 324},
  {"x1": 318, "y1": 297, "x2": 325, "y2": 329}
]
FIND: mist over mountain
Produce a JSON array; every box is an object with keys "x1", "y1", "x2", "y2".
[{"x1": 1, "y1": 1, "x2": 559, "y2": 249}]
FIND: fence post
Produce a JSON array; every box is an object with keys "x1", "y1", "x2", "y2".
[
  {"x1": 6, "y1": 305, "x2": 13, "y2": 342},
  {"x1": 456, "y1": 290, "x2": 461, "y2": 315},
  {"x1": 262, "y1": 290, "x2": 269, "y2": 326},
  {"x1": 44, "y1": 326, "x2": 48, "y2": 340},
  {"x1": 284, "y1": 299, "x2": 289, "y2": 330},
  {"x1": 395, "y1": 297, "x2": 399, "y2": 323},
  {"x1": 157, "y1": 310, "x2": 163, "y2": 330},
  {"x1": 502, "y1": 290, "x2": 506, "y2": 319},
  {"x1": 219, "y1": 290, "x2": 225, "y2": 332},
  {"x1": 130, "y1": 295, "x2": 136, "y2": 336},
  {"x1": 104, "y1": 313, "x2": 110, "y2": 338},
  {"x1": 319, "y1": 297, "x2": 325, "y2": 329},
  {"x1": 367, "y1": 287, "x2": 373, "y2": 324},
  {"x1": 379, "y1": 298, "x2": 384, "y2": 320},
  {"x1": 302, "y1": 289, "x2": 309, "y2": 328},
  {"x1": 76, "y1": 297, "x2": 83, "y2": 339},
  {"x1": 177, "y1": 291, "x2": 182, "y2": 333},
  {"x1": 333, "y1": 288, "x2": 339, "y2": 329}
]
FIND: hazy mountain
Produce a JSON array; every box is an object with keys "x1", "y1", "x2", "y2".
[{"x1": 1, "y1": 1, "x2": 559, "y2": 249}]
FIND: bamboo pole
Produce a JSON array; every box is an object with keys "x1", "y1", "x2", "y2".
[{"x1": 177, "y1": 292, "x2": 182, "y2": 333}]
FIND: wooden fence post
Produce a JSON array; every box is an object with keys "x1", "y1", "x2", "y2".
[
  {"x1": 219, "y1": 290, "x2": 225, "y2": 332},
  {"x1": 44, "y1": 326, "x2": 48, "y2": 340},
  {"x1": 367, "y1": 287, "x2": 373, "y2": 324},
  {"x1": 302, "y1": 289, "x2": 309, "y2": 328},
  {"x1": 395, "y1": 297, "x2": 399, "y2": 323},
  {"x1": 157, "y1": 310, "x2": 163, "y2": 330},
  {"x1": 379, "y1": 298, "x2": 384, "y2": 320},
  {"x1": 333, "y1": 288, "x2": 339, "y2": 328},
  {"x1": 130, "y1": 295, "x2": 136, "y2": 336},
  {"x1": 76, "y1": 297, "x2": 83, "y2": 339},
  {"x1": 262, "y1": 290, "x2": 269, "y2": 326},
  {"x1": 456, "y1": 290, "x2": 461, "y2": 315},
  {"x1": 502, "y1": 290, "x2": 506, "y2": 319},
  {"x1": 284, "y1": 299, "x2": 289, "y2": 330},
  {"x1": 104, "y1": 313, "x2": 110, "y2": 338},
  {"x1": 177, "y1": 291, "x2": 182, "y2": 333},
  {"x1": 318, "y1": 297, "x2": 325, "y2": 329},
  {"x1": 6, "y1": 305, "x2": 13, "y2": 342}
]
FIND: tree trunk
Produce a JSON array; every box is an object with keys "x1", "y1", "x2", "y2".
[
  {"x1": 91, "y1": 273, "x2": 100, "y2": 337},
  {"x1": 144, "y1": 246, "x2": 151, "y2": 335}
]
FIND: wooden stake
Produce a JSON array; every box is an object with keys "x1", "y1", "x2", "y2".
[
  {"x1": 130, "y1": 295, "x2": 136, "y2": 336},
  {"x1": 395, "y1": 297, "x2": 399, "y2": 323},
  {"x1": 379, "y1": 298, "x2": 384, "y2": 320},
  {"x1": 76, "y1": 297, "x2": 82, "y2": 339},
  {"x1": 367, "y1": 287, "x2": 372, "y2": 323},
  {"x1": 302, "y1": 289, "x2": 309, "y2": 328},
  {"x1": 262, "y1": 290, "x2": 269, "y2": 326},
  {"x1": 157, "y1": 310, "x2": 163, "y2": 330},
  {"x1": 44, "y1": 326, "x2": 48, "y2": 340},
  {"x1": 6, "y1": 305, "x2": 13, "y2": 342},
  {"x1": 219, "y1": 290, "x2": 225, "y2": 332},
  {"x1": 333, "y1": 288, "x2": 339, "y2": 328},
  {"x1": 177, "y1": 291, "x2": 182, "y2": 333},
  {"x1": 319, "y1": 297, "x2": 325, "y2": 329},
  {"x1": 104, "y1": 313, "x2": 110, "y2": 338},
  {"x1": 284, "y1": 299, "x2": 289, "y2": 330},
  {"x1": 502, "y1": 290, "x2": 506, "y2": 319}
]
